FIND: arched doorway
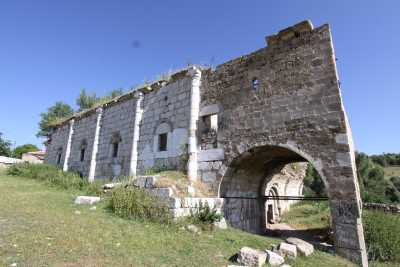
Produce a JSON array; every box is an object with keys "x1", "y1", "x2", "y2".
[{"x1": 218, "y1": 144, "x2": 367, "y2": 264}]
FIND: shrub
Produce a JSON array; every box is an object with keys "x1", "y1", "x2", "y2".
[
  {"x1": 363, "y1": 210, "x2": 400, "y2": 262},
  {"x1": 7, "y1": 163, "x2": 102, "y2": 195},
  {"x1": 109, "y1": 186, "x2": 172, "y2": 224},
  {"x1": 189, "y1": 202, "x2": 222, "y2": 224}
]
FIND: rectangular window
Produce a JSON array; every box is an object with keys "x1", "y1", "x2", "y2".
[
  {"x1": 57, "y1": 153, "x2": 62, "y2": 165},
  {"x1": 80, "y1": 148, "x2": 85, "y2": 162},
  {"x1": 112, "y1": 142, "x2": 119, "y2": 158},
  {"x1": 158, "y1": 133, "x2": 167, "y2": 152}
]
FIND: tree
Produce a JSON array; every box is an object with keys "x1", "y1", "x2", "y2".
[
  {"x1": 76, "y1": 89, "x2": 98, "y2": 111},
  {"x1": 12, "y1": 144, "x2": 39, "y2": 159},
  {"x1": 37, "y1": 102, "x2": 74, "y2": 138},
  {"x1": 0, "y1": 132, "x2": 12, "y2": 157}
]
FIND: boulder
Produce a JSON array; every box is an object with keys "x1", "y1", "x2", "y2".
[
  {"x1": 102, "y1": 183, "x2": 121, "y2": 189},
  {"x1": 74, "y1": 196, "x2": 100, "y2": 205},
  {"x1": 265, "y1": 249, "x2": 284, "y2": 266},
  {"x1": 213, "y1": 217, "x2": 227, "y2": 229},
  {"x1": 286, "y1": 237, "x2": 314, "y2": 256},
  {"x1": 134, "y1": 176, "x2": 158, "y2": 188},
  {"x1": 237, "y1": 247, "x2": 266, "y2": 267},
  {"x1": 186, "y1": 224, "x2": 200, "y2": 234},
  {"x1": 281, "y1": 265, "x2": 292, "y2": 267},
  {"x1": 279, "y1": 242, "x2": 297, "y2": 258}
]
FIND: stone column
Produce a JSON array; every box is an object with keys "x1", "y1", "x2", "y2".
[
  {"x1": 63, "y1": 119, "x2": 75, "y2": 172},
  {"x1": 88, "y1": 107, "x2": 103, "y2": 182},
  {"x1": 129, "y1": 91, "x2": 144, "y2": 176},
  {"x1": 187, "y1": 66, "x2": 201, "y2": 181}
]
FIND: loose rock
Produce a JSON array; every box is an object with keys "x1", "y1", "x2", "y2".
[
  {"x1": 286, "y1": 237, "x2": 314, "y2": 256},
  {"x1": 186, "y1": 224, "x2": 200, "y2": 234},
  {"x1": 74, "y1": 196, "x2": 100, "y2": 205},
  {"x1": 265, "y1": 249, "x2": 284, "y2": 266},
  {"x1": 279, "y1": 242, "x2": 297, "y2": 258},
  {"x1": 237, "y1": 247, "x2": 266, "y2": 267},
  {"x1": 213, "y1": 217, "x2": 227, "y2": 229}
]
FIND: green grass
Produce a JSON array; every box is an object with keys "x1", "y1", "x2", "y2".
[
  {"x1": 280, "y1": 202, "x2": 330, "y2": 229},
  {"x1": 0, "y1": 173, "x2": 357, "y2": 267},
  {"x1": 384, "y1": 166, "x2": 400, "y2": 178}
]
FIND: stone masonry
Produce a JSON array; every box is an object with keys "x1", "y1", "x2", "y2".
[{"x1": 45, "y1": 21, "x2": 368, "y2": 266}]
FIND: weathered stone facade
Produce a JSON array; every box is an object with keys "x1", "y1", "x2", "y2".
[{"x1": 45, "y1": 20, "x2": 367, "y2": 265}]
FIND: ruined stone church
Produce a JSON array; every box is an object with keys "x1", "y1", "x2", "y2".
[{"x1": 45, "y1": 21, "x2": 368, "y2": 265}]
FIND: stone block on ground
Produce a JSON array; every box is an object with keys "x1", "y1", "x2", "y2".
[
  {"x1": 102, "y1": 182, "x2": 121, "y2": 189},
  {"x1": 186, "y1": 224, "x2": 200, "y2": 234},
  {"x1": 213, "y1": 217, "x2": 227, "y2": 229},
  {"x1": 74, "y1": 196, "x2": 100, "y2": 205},
  {"x1": 286, "y1": 237, "x2": 314, "y2": 256},
  {"x1": 265, "y1": 249, "x2": 284, "y2": 266},
  {"x1": 237, "y1": 247, "x2": 266, "y2": 267},
  {"x1": 134, "y1": 175, "x2": 158, "y2": 188},
  {"x1": 279, "y1": 242, "x2": 297, "y2": 258}
]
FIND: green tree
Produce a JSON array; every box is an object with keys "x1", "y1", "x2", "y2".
[
  {"x1": 303, "y1": 164, "x2": 326, "y2": 197},
  {"x1": 0, "y1": 132, "x2": 12, "y2": 157},
  {"x1": 12, "y1": 144, "x2": 39, "y2": 159},
  {"x1": 37, "y1": 102, "x2": 74, "y2": 138},
  {"x1": 76, "y1": 89, "x2": 98, "y2": 111}
]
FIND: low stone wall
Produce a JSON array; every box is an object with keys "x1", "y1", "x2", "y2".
[
  {"x1": 0, "y1": 156, "x2": 23, "y2": 168},
  {"x1": 133, "y1": 175, "x2": 224, "y2": 218},
  {"x1": 363, "y1": 202, "x2": 400, "y2": 213}
]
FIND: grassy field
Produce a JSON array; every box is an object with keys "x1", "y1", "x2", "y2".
[
  {"x1": 281, "y1": 201, "x2": 399, "y2": 267},
  {"x1": 384, "y1": 166, "x2": 400, "y2": 177},
  {"x1": 0, "y1": 171, "x2": 357, "y2": 267}
]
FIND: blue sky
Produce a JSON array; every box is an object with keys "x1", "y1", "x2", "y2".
[{"x1": 0, "y1": 1, "x2": 399, "y2": 154}]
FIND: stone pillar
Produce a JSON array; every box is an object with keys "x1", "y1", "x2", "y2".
[
  {"x1": 129, "y1": 91, "x2": 144, "y2": 176},
  {"x1": 63, "y1": 119, "x2": 75, "y2": 172},
  {"x1": 88, "y1": 107, "x2": 103, "y2": 182},
  {"x1": 187, "y1": 66, "x2": 201, "y2": 181}
]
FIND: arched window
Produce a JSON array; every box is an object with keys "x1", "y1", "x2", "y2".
[
  {"x1": 80, "y1": 139, "x2": 87, "y2": 162},
  {"x1": 110, "y1": 132, "x2": 122, "y2": 158}
]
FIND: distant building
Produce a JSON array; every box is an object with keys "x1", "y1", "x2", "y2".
[
  {"x1": 0, "y1": 156, "x2": 23, "y2": 168},
  {"x1": 22, "y1": 151, "x2": 46, "y2": 164}
]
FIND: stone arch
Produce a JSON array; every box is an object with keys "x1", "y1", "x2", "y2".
[{"x1": 218, "y1": 142, "x2": 366, "y2": 264}]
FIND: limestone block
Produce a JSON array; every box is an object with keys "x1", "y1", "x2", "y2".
[
  {"x1": 147, "y1": 188, "x2": 173, "y2": 199},
  {"x1": 201, "y1": 171, "x2": 217, "y2": 183},
  {"x1": 265, "y1": 250, "x2": 285, "y2": 266},
  {"x1": 198, "y1": 148, "x2": 225, "y2": 162},
  {"x1": 74, "y1": 196, "x2": 100, "y2": 205},
  {"x1": 213, "y1": 217, "x2": 227, "y2": 229},
  {"x1": 279, "y1": 242, "x2": 297, "y2": 258},
  {"x1": 134, "y1": 176, "x2": 158, "y2": 188},
  {"x1": 286, "y1": 237, "x2": 314, "y2": 256},
  {"x1": 237, "y1": 247, "x2": 266, "y2": 267}
]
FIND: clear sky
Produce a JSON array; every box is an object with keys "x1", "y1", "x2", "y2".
[{"x1": 0, "y1": 0, "x2": 399, "y2": 154}]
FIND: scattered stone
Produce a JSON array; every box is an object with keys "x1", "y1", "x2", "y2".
[
  {"x1": 186, "y1": 224, "x2": 200, "y2": 234},
  {"x1": 286, "y1": 237, "x2": 314, "y2": 256},
  {"x1": 10, "y1": 263, "x2": 17, "y2": 267},
  {"x1": 237, "y1": 247, "x2": 267, "y2": 267},
  {"x1": 74, "y1": 210, "x2": 81, "y2": 215},
  {"x1": 265, "y1": 249, "x2": 284, "y2": 266},
  {"x1": 74, "y1": 196, "x2": 100, "y2": 205},
  {"x1": 279, "y1": 242, "x2": 297, "y2": 258},
  {"x1": 213, "y1": 217, "x2": 227, "y2": 229},
  {"x1": 281, "y1": 265, "x2": 292, "y2": 267},
  {"x1": 102, "y1": 183, "x2": 120, "y2": 189},
  {"x1": 89, "y1": 206, "x2": 97, "y2": 211},
  {"x1": 227, "y1": 265, "x2": 247, "y2": 267}
]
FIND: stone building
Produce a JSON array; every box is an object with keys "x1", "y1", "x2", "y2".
[
  {"x1": 45, "y1": 21, "x2": 368, "y2": 265},
  {"x1": 22, "y1": 151, "x2": 46, "y2": 164}
]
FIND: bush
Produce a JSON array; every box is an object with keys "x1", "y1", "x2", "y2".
[
  {"x1": 109, "y1": 186, "x2": 172, "y2": 224},
  {"x1": 189, "y1": 202, "x2": 222, "y2": 225},
  {"x1": 7, "y1": 163, "x2": 102, "y2": 195},
  {"x1": 363, "y1": 210, "x2": 400, "y2": 262}
]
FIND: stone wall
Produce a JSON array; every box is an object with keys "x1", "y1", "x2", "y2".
[
  {"x1": 45, "y1": 123, "x2": 71, "y2": 166},
  {"x1": 137, "y1": 77, "x2": 192, "y2": 173},
  {"x1": 68, "y1": 114, "x2": 97, "y2": 177},
  {"x1": 95, "y1": 98, "x2": 137, "y2": 179}
]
